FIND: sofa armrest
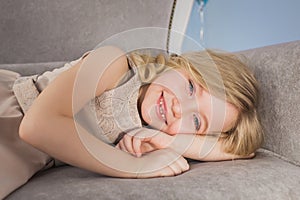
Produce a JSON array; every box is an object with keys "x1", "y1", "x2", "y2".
[{"x1": 240, "y1": 40, "x2": 300, "y2": 166}]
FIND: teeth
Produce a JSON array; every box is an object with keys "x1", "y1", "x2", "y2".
[{"x1": 159, "y1": 98, "x2": 166, "y2": 121}]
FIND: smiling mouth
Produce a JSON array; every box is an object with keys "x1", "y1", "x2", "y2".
[{"x1": 157, "y1": 91, "x2": 168, "y2": 125}]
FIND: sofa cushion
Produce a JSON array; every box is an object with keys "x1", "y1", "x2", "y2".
[
  {"x1": 0, "y1": 62, "x2": 65, "y2": 76},
  {"x1": 0, "y1": 0, "x2": 173, "y2": 64},
  {"x1": 240, "y1": 41, "x2": 300, "y2": 166},
  {"x1": 6, "y1": 149, "x2": 300, "y2": 200}
]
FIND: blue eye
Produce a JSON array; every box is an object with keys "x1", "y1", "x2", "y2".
[
  {"x1": 188, "y1": 80, "x2": 195, "y2": 96},
  {"x1": 193, "y1": 113, "x2": 201, "y2": 131}
]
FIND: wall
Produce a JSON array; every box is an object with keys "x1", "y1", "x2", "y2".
[{"x1": 182, "y1": 0, "x2": 300, "y2": 52}]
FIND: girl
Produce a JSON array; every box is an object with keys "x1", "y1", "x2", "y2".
[
  {"x1": 0, "y1": 46, "x2": 263, "y2": 198},
  {"x1": 116, "y1": 48, "x2": 263, "y2": 159}
]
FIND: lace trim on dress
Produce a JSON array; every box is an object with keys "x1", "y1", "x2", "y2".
[{"x1": 12, "y1": 75, "x2": 39, "y2": 113}]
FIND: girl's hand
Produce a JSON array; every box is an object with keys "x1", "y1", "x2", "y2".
[
  {"x1": 115, "y1": 129, "x2": 190, "y2": 178},
  {"x1": 135, "y1": 148, "x2": 190, "y2": 178},
  {"x1": 116, "y1": 128, "x2": 174, "y2": 157}
]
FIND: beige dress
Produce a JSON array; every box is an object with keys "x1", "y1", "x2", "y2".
[{"x1": 0, "y1": 55, "x2": 142, "y2": 198}]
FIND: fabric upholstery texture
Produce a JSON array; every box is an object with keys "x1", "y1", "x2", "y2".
[
  {"x1": 241, "y1": 41, "x2": 300, "y2": 166},
  {"x1": 0, "y1": 0, "x2": 173, "y2": 64},
  {"x1": 5, "y1": 150, "x2": 300, "y2": 200},
  {"x1": 0, "y1": 62, "x2": 65, "y2": 76}
]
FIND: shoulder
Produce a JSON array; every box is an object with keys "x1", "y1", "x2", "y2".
[{"x1": 80, "y1": 46, "x2": 130, "y2": 92}]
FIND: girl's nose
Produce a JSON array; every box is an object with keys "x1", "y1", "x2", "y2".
[{"x1": 172, "y1": 97, "x2": 181, "y2": 119}]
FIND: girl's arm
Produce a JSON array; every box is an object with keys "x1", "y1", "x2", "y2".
[
  {"x1": 19, "y1": 46, "x2": 189, "y2": 178},
  {"x1": 169, "y1": 134, "x2": 255, "y2": 161},
  {"x1": 116, "y1": 129, "x2": 254, "y2": 161}
]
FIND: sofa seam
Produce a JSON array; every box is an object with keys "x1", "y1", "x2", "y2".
[{"x1": 259, "y1": 148, "x2": 300, "y2": 167}]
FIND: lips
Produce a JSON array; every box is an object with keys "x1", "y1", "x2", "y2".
[{"x1": 156, "y1": 91, "x2": 168, "y2": 124}]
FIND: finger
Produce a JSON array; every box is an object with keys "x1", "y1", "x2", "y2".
[
  {"x1": 168, "y1": 160, "x2": 182, "y2": 176},
  {"x1": 161, "y1": 167, "x2": 175, "y2": 177},
  {"x1": 133, "y1": 131, "x2": 155, "y2": 155},
  {"x1": 140, "y1": 143, "x2": 155, "y2": 154},
  {"x1": 132, "y1": 137, "x2": 142, "y2": 157},
  {"x1": 136, "y1": 166, "x2": 174, "y2": 178},
  {"x1": 169, "y1": 156, "x2": 189, "y2": 175},
  {"x1": 118, "y1": 139, "x2": 128, "y2": 153},
  {"x1": 123, "y1": 134, "x2": 135, "y2": 155},
  {"x1": 176, "y1": 156, "x2": 190, "y2": 172}
]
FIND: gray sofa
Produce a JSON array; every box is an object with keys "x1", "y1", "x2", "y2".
[{"x1": 1, "y1": 1, "x2": 300, "y2": 200}]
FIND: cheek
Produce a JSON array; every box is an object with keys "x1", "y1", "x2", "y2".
[
  {"x1": 142, "y1": 85, "x2": 158, "y2": 108},
  {"x1": 141, "y1": 84, "x2": 163, "y2": 124},
  {"x1": 223, "y1": 103, "x2": 239, "y2": 130},
  {"x1": 153, "y1": 70, "x2": 188, "y2": 97},
  {"x1": 164, "y1": 118, "x2": 195, "y2": 135},
  {"x1": 163, "y1": 122, "x2": 181, "y2": 135}
]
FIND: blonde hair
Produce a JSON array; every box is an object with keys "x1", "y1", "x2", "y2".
[{"x1": 129, "y1": 49, "x2": 263, "y2": 156}]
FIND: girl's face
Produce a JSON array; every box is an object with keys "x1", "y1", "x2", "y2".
[{"x1": 140, "y1": 68, "x2": 239, "y2": 135}]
